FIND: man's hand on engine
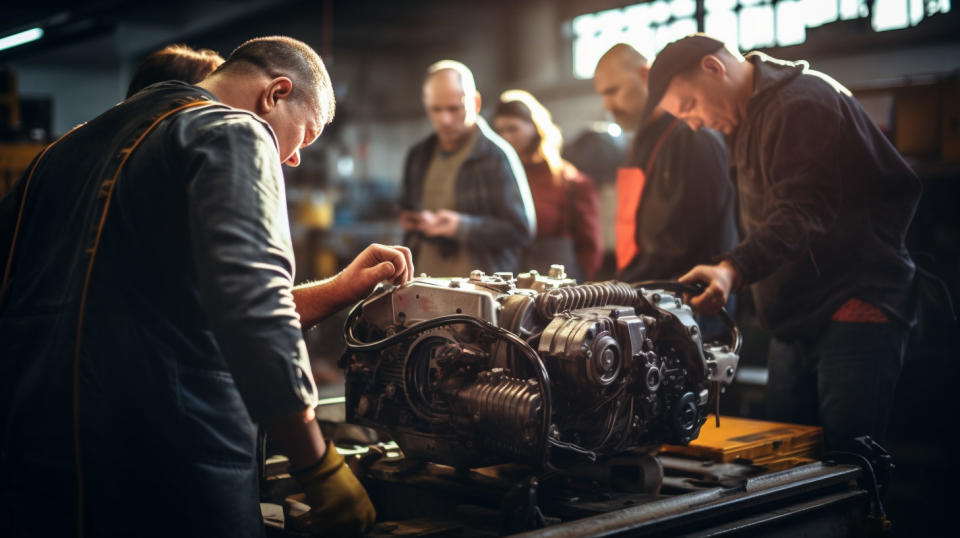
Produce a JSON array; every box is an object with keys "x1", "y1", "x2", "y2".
[
  {"x1": 679, "y1": 260, "x2": 741, "y2": 315},
  {"x1": 338, "y1": 243, "x2": 414, "y2": 301},
  {"x1": 292, "y1": 244, "x2": 413, "y2": 328},
  {"x1": 292, "y1": 441, "x2": 376, "y2": 536}
]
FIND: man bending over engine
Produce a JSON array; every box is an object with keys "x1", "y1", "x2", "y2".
[
  {"x1": 0, "y1": 36, "x2": 411, "y2": 536},
  {"x1": 647, "y1": 34, "x2": 920, "y2": 450}
]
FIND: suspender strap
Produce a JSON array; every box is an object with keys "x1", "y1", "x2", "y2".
[
  {"x1": 1, "y1": 123, "x2": 85, "y2": 300},
  {"x1": 644, "y1": 118, "x2": 681, "y2": 175},
  {"x1": 71, "y1": 98, "x2": 215, "y2": 538}
]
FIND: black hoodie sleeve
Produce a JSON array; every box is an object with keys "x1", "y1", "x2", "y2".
[{"x1": 723, "y1": 98, "x2": 844, "y2": 285}]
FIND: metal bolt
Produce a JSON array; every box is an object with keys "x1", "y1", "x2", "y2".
[{"x1": 601, "y1": 349, "x2": 615, "y2": 369}]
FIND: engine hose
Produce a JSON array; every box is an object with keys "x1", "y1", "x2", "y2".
[
  {"x1": 535, "y1": 281, "x2": 639, "y2": 318},
  {"x1": 548, "y1": 438, "x2": 597, "y2": 462},
  {"x1": 344, "y1": 306, "x2": 554, "y2": 467},
  {"x1": 630, "y1": 280, "x2": 742, "y2": 355}
]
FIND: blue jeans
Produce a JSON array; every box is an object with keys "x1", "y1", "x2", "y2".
[{"x1": 766, "y1": 322, "x2": 906, "y2": 450}]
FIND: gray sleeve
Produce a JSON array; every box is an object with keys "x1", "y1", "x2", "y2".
[{"x1": 179, "y1": 112, "x2": 318, "y2": 423}]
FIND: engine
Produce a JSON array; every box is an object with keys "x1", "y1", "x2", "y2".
[{"x1": 341, "y1": 268, "x2": 740, "y2": 469}]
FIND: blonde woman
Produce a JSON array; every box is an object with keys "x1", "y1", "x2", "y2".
[{"x1": 493, "y1": 90, "x2": 602, "y2": 280}]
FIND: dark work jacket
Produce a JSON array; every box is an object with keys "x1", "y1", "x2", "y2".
[
  {"x1": 400, "y1": 118, "x2": 536, "y2": 274},
  {"x1": 725, "y1": 53, "x2": 921, "y2": 341},
  {"x1": 0, "y1": 82, "x2": 317, "y2": 537},
  {"x1": 618, "y1": 113, "x2": 739, "y2": 282}
]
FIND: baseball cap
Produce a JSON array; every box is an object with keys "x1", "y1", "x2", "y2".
[{"x1": 641, "y1": 34, "x2": 725, "y2": 121}]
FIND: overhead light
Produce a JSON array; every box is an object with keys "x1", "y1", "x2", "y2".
[{"x1": 0, "y1": 27, "x2": 45, "y2": 52}]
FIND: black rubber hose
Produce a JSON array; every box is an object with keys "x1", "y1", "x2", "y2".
[{"x1": 344, "y1": 306, "x2": 554, "y2": 467}]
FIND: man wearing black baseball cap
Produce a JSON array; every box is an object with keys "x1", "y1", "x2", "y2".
[{"x1": 649, "y1": 34, "x2": 921, "y2": 450}]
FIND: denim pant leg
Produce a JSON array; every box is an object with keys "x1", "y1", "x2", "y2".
[
  {"x1": 766, "y1": 336, "x2": 819, "y2": 426},
  {"x1": 814, "y1": 322, "x2": 906, "y2": 450}
]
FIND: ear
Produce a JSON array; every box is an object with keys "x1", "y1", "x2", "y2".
[
  {"x1": 638, "y1": 64, "x2": 651, "y2": 84},
  {"x1": 473, "y1": 92, "x2": 482, "y2": 114},
  {"x1": 701, "y1": 55, "x2": 726, "y2": 79},
  {"x1": 259, "y1": 76, "x2": 294, "y2": 114}
]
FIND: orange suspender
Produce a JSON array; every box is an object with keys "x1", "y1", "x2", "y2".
[
  {"x1": 71, "y1": 98, "x2": 215, "y2": 537},
  {"x1": 1, "y1": 123, "x2": 85, "y2": 298},
  {"x1": 644, "y1": 118, "x2": 681, "y2": 175}
]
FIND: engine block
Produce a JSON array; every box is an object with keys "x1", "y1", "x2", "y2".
[{"x1": 341, "y1": 269, "x2": 740, "y2": 469}]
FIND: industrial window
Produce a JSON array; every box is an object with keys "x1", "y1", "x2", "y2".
[{"x1": 571, "y1": 0, "x2": 952, "y2": 79}]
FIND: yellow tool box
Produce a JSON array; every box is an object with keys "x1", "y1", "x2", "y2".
[{"x1": 661, "y1": 415, "x2": 823, "y2": 469}]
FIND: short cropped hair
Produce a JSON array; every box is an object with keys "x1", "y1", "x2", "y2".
[
  {"x1": 127, "y1": 44, "x2": 223, "y2": 98},
  {"x1": 215, "y1": 36, "x2": 336, "y2": 124}
]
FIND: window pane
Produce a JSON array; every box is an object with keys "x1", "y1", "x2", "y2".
[
  {"x1": 594, "y1": 8, "x2": 627, "y2": 33},
  {"x1": 873, "y1": 0, "x2": 910, "y2": 30},
  {"x1": 740, "y1": 6, "x2": 776, "y2": 49},
  {"x1": 672, "y1": 0, "x2": 697, "y2": 18},
  {"x1": 631, "y1": 26, "x2": 659, "y2": 61},
  {"x1": 651, "y1": 1, "x2": 672, "y2": 23},
  {"x1": 805, "y1": 0, "x2": 840, "y2": 27},
  {"x1": 777, "y1": 1, "x2": 807, "y2": 46},
  {"x1": 910, "y1": 0, "x2": 925, "y2": 23},
  {"x1": 705, "y1": 0, "x2": 737, "y2": 12},
  {"x1": 659, "y1": 17, "x2": 698, "y2": 51},
  {"x1": 705, "y1": 10, "x2": 739, "y2": 49},
  {"x1": 839, "y1": 0, "x2": 869, "y2": 19},
  {"x1": 572, "y1": 12, "x2": 598, "y2": 37},
  {"x1": 623, "y1": 4, "x2": 653, "y2": 32},
  {"x1": 573, "y1": 35, "x2": 598, "y2": 79}
]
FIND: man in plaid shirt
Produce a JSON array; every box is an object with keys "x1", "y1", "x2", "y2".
[{"x1": 399, "y1": 60, "x2": 536, "y2": 277}]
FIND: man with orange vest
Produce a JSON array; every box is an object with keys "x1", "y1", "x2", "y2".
[{"x1": 593, "y1": 43, "x2": 738, "y2": 286}]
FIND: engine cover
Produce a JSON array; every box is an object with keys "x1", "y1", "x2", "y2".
[{"x1": 341, "y1": 269, "x2": 740, "y2": 469}]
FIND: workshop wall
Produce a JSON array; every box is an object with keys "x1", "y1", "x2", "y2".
[{"x1": 3, "y1": 0, "x2": 959, "y2": 280}]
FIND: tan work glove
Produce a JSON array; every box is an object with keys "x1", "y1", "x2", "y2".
[{"x1": 292, "y1": 441, "x2": 376, "y2": 536}]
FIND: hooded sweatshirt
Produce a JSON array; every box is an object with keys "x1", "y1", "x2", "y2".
[{"x1": 723, "y1": 53, "x2": 921, "y2": 341}]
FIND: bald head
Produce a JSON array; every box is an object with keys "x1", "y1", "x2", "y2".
[
  {"x1": 593, "y1": 43, "x2": 652, "y2": 130},
  {"x1": 596, "y1": 43, "x2": 649, "y2": 73},
  {"x1": 422, "y1": 60, "x2": 482, "y2": 152},
  {"x1": 424, "y1": 60, "x2": 478, "y2": 97}
]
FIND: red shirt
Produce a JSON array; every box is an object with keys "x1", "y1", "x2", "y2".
[{"x1": 524, "y1": 160, "x2": 603, "y2": 279}]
